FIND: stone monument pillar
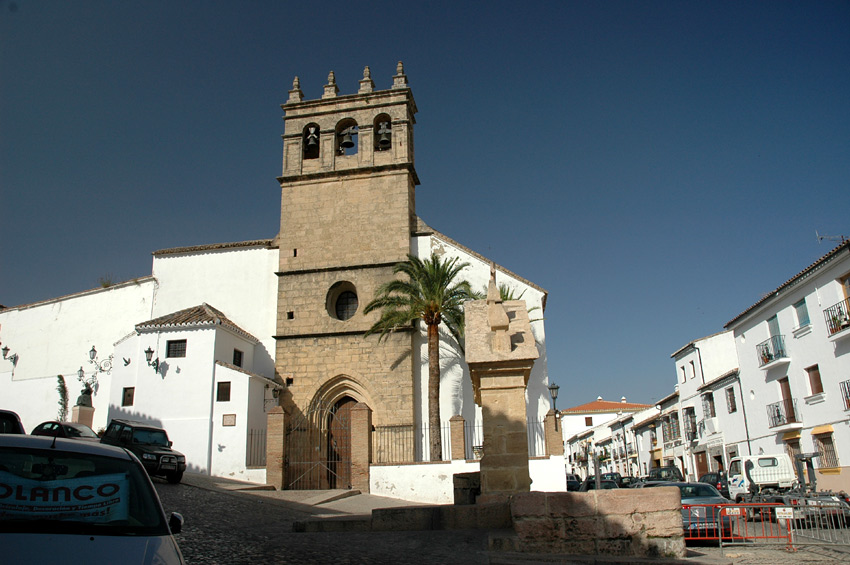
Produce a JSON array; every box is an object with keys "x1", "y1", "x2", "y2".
[{"x1": 465, "y1": 265, "x2": 539, "y2": 501}]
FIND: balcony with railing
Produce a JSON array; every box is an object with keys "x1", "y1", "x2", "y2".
[
  {"x1": 824, "y1": 298, "x2": 850, "y2": 341},
  {"x1": 766, "y1": 398, "x2": 800, "y2": 428},
  {"x1": 756, "y1": 335, "x2": 789, "y2": 369}
]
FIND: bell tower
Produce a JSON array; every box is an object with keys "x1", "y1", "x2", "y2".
[{"x1": 274, "y1": 63, "x2": 419, "y2": 426}]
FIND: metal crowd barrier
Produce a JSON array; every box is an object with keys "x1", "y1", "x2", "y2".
[{"x1": 682, "y1": 501, "x2": 850, "y2": 551}]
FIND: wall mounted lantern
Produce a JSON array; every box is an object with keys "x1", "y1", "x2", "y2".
[
  {"x1": 76, "y1": 345, "x2": 113, "y2": 406},
  {"x1": 2, "y1": 345, "x2": 18, "y2": 365},
  {"x1": 144, "y1": 346, "x2": 160, "y2": 373}
]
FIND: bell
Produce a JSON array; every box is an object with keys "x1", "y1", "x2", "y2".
[
  {"x1": 305, "y1": 133, "x2": 318, "y2": 148},
  {"x1": 377, "y1": 122, "x2": 392, "y2": 149},
  {"x1": 339, "y1": 128, "x2": 355, "y2": 149}
]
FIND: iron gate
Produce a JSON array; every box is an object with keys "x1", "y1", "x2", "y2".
[{"x1": 284, "y1": 398, "x2": 353, "y2": 490}]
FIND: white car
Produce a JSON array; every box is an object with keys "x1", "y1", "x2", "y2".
[{"x1": 0, "y1": 435, "x2": 184, "y2": 564}]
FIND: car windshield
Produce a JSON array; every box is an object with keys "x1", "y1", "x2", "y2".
[
  {"x1": 678, "y1": 484, "x2": 721, "y2": 499},
  {"x1": 64, "y1": 425, "x2": 98, "y2": 439},
  {"x1": 131, "y1": 429, "x2": 170, "y2": 447},
  {"x1": 0, "y1": 446, "x2": 168, "y2": 536}
]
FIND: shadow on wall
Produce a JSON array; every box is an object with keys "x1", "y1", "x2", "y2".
[{"x1": 105, "y1": 405, "x2": 166, "y2": 430}]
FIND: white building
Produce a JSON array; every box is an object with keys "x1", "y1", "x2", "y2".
[
  {"x1": 669, "y1": 331, "x2": 740, "y2": 481},
  {"x1": 723, "y1": 240, "x2": 850, "y2": 491},
  {"x1": 562, "y1": 396, "x2": 649, "y2": 478},
  {"x1": 0, "y1": 233, "x2": 549, "y2": 485}
]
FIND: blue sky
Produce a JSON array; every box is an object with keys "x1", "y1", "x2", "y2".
[{"x1": 2, "y1": 1, "x2": 848, "y2": 407}]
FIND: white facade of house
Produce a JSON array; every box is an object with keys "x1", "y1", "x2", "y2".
[
  {"x1": 670, "y1": 331, "x2": 739, "y2": 481},
  {"x1": 724, "y1": 241, "x2": 850, "y2": 492}
]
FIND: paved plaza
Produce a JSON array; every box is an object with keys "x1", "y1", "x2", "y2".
[{"x1": 154, "y1": 474, "x2": 850, "y2": 564}]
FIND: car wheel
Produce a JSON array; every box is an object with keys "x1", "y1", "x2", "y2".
[{"x1": 166, "y1": 470, "x2": 183, "y2": 484}]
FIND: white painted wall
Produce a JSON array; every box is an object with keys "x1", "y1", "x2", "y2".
[
  {"x1": 0, "y1": 278, "x2": 156, "y2": 432},
  {"x1": 370, "y1": 455, "x2": 566, "y2": 504},
  {"x1": 728, "y1": 251, "x2": 850, "y2": 490},
  {"x1": 151, "y1": 245, "x2": 278, "y2": 378}
]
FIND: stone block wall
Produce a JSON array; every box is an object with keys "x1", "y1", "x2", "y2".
[
  {"x1": 505, "y1": 488, "x2": 685, "y2": 558},
  {"x1": 275, "y1": 332, "x2": 413, "y2": 426}
]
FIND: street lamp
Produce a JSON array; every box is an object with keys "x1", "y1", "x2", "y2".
[
  {"x1": 144, "y1": 346, "x2": 160, "y2": 373},
  {"x1": 76, "y1": 345, "x2": 113, "y2": 406},
  {"x1": 547, "y1": 382, "x2": 560, "y2": 412},
  {"x1": 548, "y1": 382, "x2": 560, "y2": 430}
]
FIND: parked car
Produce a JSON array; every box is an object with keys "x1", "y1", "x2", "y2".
[
  {"x1": 0, "y1": 410, "x2": 25, "y2": 434},
  {"x1": 578, "y1": 478, "x2": 619, "y2": 491},
  {"x1": 672, "y1": 481, "x2": 734, "y2": 540},
  {"x1": 565, "y1": 473, "x2": 581, "y2": 483},
  {"x1": 601, "y1": 472, "x2": 622, "y2": 485},
  {"x1": 567, "y1": 479, "x2": 582, "y2": 492},
  {"x1": 100, "y1": 419, "x2": 186, "y2": 484},
  {"x1": 31, "y1": 421, "x2": 100, "y2": 441},
  {"x1": 620, "y1": 476, "x2": 638, "y2": 487},
  {"x1": 0, "y1": 434, "x2": 185, "y2": 564},
  {"x1": 698, "y1": 471, "x2": 730, "y2": 499},
  {"x1": 647, "y1": 466, "x2": 684, "y2": 482}
]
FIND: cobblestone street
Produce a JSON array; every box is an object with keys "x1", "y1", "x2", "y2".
[
  {"x1": 154, "y1": 477, "x2": 850, "y2": 565},
  {"x1": 154, "y1": 480, "x2": 491, "y2": 564}
]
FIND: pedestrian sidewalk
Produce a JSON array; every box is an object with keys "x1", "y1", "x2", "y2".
[{"x1": 180, "y1": 472, "x2": 428, "y2": 517}]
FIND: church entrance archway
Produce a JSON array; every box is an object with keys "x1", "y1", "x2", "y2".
[{"x1": 284, "y1": 396, "x2": 354, "y2": 490}]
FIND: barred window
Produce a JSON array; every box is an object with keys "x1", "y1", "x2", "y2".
[
  {"x1": 166, "y1": 339, "x2": 187, "y2": 358},
  {"x1": 233, "y1": 349, "x2": 243, "y2": 368},
  {"x1": 814, "y1": 433, "x2": 839, "y2": 468},
  {"x1": 726, "y1": 387, "x2": 737, "y2": 413},
  {"x1": 216, "y1": 382, "x2": 231, "y2": 402},
  {"x1": 702, "y1": 393, "x2": 716, "y2": 418}
]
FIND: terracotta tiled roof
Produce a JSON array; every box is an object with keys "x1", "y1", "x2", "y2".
[
  {"x1": 153, "y1": 239, "x2": 276, "y2": 256},
  {"x1": 725, "y1": 240, "x2": 850, "y2": 329},
  {"x1": 562, "y1": 399, "x2": 651, "y2": 414},
  {"x1": 136, "y1": 303, "x2": 258, "y2": 342}
]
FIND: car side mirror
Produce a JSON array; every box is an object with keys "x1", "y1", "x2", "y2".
[
  {"x1": 169, "y1": 512, "x2": 184, "y2": 534},
  {"x1": 168, "y1": 440, "x2": 173, "y2": 447}
]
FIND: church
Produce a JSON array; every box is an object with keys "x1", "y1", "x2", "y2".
[{"x1": 0, "y1": 63, "x2": 551, "y2": 489}]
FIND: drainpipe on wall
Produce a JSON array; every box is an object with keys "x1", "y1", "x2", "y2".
[
  {"x1": 736, "y1": 374, "x2": 753, "y2": 456},
  {"x1": 207, "y1": 336, "x2": 217, "y2": 476}
]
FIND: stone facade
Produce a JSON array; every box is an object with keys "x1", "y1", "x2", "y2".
[
  {"x1": 275, "y1": 65, "x2": 419, "y2": 426},
  {"x1": 502, "y1": 488, "x2": 685, "y2": 558}
]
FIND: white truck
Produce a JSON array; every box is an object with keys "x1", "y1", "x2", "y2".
[{"x1": 728, "y1": 452, "x2": 850, "y2": 526}]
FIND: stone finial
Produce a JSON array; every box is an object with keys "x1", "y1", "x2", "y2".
[
  {"x1": 359, "y1": 65, "x2": 375, "y2": 94},
  {"x1": 487, "y1": 263, "x2": 510, "y2": 352},
  {"x1": 392, "y1": 60, "x2": 409, "y2": 89},
  {"x1": 287, "y1": 75, "x2": 304, "y2": 104},
  {"x1": 323, "y1": 70, "x2": 339, "y2": 99}
]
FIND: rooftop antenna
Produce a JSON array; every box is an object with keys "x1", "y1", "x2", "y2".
[{"x1": 816, "y1": 230, "x2": 847, "y2": 244}]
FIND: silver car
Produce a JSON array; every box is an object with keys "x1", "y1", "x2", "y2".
[{"x1": 0, "y1": 435, "x2": 184, "y2": 564}]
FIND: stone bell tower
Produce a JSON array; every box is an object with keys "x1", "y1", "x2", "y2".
[{"x1": 274, "y1": 63, "x2": 419, "y2": 426}]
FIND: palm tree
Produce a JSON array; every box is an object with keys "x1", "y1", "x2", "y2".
[{"x1": 364, "y1": 253, "x2": 475, "y2": 461}]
